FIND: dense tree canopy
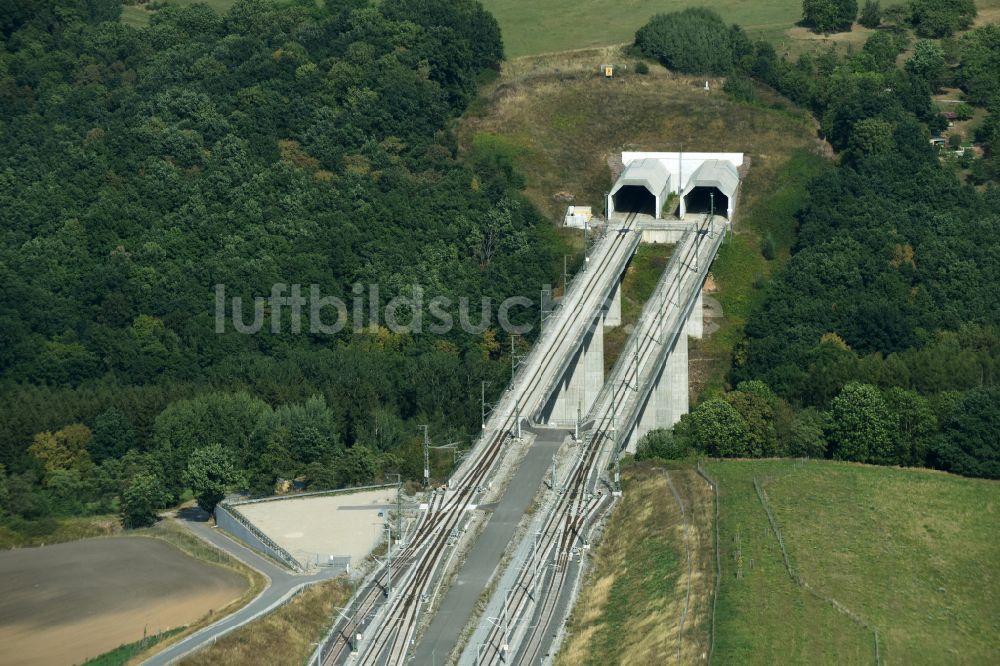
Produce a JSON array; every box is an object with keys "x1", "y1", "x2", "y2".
[
  {"x1": 859, "y1": 0, "x2": 882, "y2": 28},
  {"x1": 908, "y1": 0, "x2": 976, "y2": 37},
  {"x1": 957, "y1": 24, "x2": 1000, "y2": 105},
  {"x1": 638, "y1": 9, "x2": 1000, "y2": 480},
  {"x1": 802, "y1": 0, "x2": 858, "y2": 34},
  {"x1": 634, "y1": 8, "x2": 751, "y2": 75},
  {"x1": 0, "y1": 0, "x2": 558, "y2": 530},
  {"x1": 721, "y1": 18, "x2": 1000, "y2": 478}
]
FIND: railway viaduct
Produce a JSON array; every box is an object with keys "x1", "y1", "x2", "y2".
[{"x1": 306, "y1": 152, "x2": 743, "y2": 666}]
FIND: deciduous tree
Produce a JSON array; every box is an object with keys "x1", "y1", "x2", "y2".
[
  {"x1": 827, "y1": 382, "x2": 894, "y2": 463},
  {"x1": 184, "y1": 444, "x2": 245, "y2": 513},
  {"x1": 121, "y1": 472, "x2": 166, "y2": 528}
]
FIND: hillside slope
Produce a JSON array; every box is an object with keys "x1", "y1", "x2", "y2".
[{"x1": 559, "y1": 460, "x2": 999, "y2": 665}]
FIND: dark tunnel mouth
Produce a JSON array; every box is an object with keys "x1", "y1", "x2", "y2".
[
  {"x1": 612, "y1": 185, "x2": 656, "y2": 217},
  {"x1": 683, "y1": 186, "x2": 728, "y2": 217}
]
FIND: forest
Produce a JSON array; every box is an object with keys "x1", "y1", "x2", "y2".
[
  {"x1": 636, "y1": 7, "x2": 1000, "y2": 479},
  {"x1": 4, "y1": 0, "x2": 1000, "y2": 538},
  {"x1": 0, "y1": 0, "x2": 561, "y2": 529}
]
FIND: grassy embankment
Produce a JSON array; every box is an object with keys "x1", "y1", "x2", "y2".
[
  {"x1": 557, "y1": 463, "x2": 714, "y2": 665},
  {"x1": 558, "y1": 459, "x2": 1000, "y2": 665},
  {"x1": 82, "y1": 628, "x2": 185, "y2": 666},
  {"x1": 178, "y1": 577, "x2": 352, "y2": 666}
]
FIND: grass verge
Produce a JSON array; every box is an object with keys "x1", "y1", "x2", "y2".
[
  {"x1": 179, "y1": 577, "x2": 352, "y2": 666},
  {"x1": 556, "y1": 462, "x2": 714, "y2": 665},
  {"x1": 82, "y1": 628, "x2": 185, "y2": 666}
]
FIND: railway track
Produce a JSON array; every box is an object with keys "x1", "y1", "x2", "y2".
[
  {"x1": 316, "y1": 209, "x2": 643, "y2": 666},
  {"x1": 472, "y1": 213, "x2": 725, "y2": 666}
]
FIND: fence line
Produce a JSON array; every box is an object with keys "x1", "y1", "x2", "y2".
[
  {"x1": 694, "y1": 460, "x2": 721, "y2": 666},
  {"x1": 752, "y1": 476, "x2": 881, "y2": 666}
]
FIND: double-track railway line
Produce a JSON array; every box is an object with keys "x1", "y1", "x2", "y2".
[
  {"x1": 317, "y1": 209, "x2": 644, "y2": 666},
  {"x1": 473, "y1": 213, "x2": 724, "y2": 666}
]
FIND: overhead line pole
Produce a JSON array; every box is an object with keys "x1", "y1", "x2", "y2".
[
  {"x1": 394, "y1": 473, "x2": 402, "y2": 543},
  {"x1": 420, "y1": 425, "x2": 430, "y2": 488},
  {"x1": 481, "y1": 380, "x2": 489, "y2": 430}
]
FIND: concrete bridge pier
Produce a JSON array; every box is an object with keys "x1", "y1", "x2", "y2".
[
  {"x1": 542, "y1": 314, "x2": 605, "y2": 425},
  {"x1": 687, "y1": 287, "x2": 703, "y2": 339},
  {"x1": 626, "y1": 329, "x2": 688, "y2": 453},
  {"x1": 604, "y1": 278, "x2": 622, "y2": 327},
  {"x1": 625, "y1": 280, "x2": 705, "y2": 452}
]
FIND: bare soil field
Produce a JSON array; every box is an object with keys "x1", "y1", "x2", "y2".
[{"x1": 0, "y1": 536, "x2": 246, "y2": 666}]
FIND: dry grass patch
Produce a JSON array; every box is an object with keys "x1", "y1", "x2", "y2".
[
  {"x1": 179, "y1": 577, "x2": 352, "y2": 666},
  {"x1": 459, "y1": 48, "x2": 822, "y2": 225},
  {"x1": 458, "y1": 47, "x2": 828, "y2": 400},
  {"x1": 557, "y1": 463, "x2": 714, "y2": 666}
]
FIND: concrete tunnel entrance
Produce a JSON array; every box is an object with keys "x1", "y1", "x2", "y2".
[
  {"x1": 683, "y1": 186, "x2": 729, "y2": 218},
  {"x1": 612, "y1": 185, "x2": 656, "y2": 216}
]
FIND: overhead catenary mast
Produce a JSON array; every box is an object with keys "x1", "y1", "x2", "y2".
[{"x1": 420, "y1": 424, "x2": 430, "y2": 488}]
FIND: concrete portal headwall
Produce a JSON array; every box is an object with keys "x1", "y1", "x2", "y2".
[{"x1": 620, "y1": 152, "x2": 744, "y2": 196}]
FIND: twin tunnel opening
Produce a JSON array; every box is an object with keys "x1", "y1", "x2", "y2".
[
  {"x1": 611, "y1": 185, "x2": 656, "y2": 217},
  {"x1": 611, "y1": 185, "x2": 729, "y2": 218}
]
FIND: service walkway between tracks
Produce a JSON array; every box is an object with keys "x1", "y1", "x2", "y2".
[{"x1": 409, "y1": 428, "x2": 568, "y2": 665}]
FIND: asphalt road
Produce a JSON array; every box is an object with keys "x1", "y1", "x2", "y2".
[
  {"x1": 410, "y1": 428, "x2": 568, "y2": 665},
  {"x1": 142, "y1": 509, "x2": 345, "y2": 666}
]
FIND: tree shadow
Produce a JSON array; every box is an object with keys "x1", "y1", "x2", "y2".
[{"x1": 177, "y1": 506, "x2": 211, "y2": 522}]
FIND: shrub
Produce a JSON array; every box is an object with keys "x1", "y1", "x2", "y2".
[
  {"x1": 635, "y1": 428, "x2": 688, "y2": 460},
  {"x1": 635, "y1": 8, "x2": 746, "y2": 75},
  {"x1": 634, "y1": 61, "x2": 650, "y2": 75},
  {"x1": 762, "y1": 233, "x2": 777, "y2": 260},
  {"x1": 953, "y1": 103, "x2": 974, "y2": 121},
  {"x1": 787, "y1": 409, "x2": 830, "y2": 457},
  {"x1": 859, "y1": 0, "x2": 881, "y2": 28},
  {"x1": 909, "y1": 0, "x2": 976, "y2": 38},
  {"x1": 724, "y1": 74, "x2": 756, "y2": 102},
  {"x1": 803, "y1": 0, "x2": 858, "y2": 34}
]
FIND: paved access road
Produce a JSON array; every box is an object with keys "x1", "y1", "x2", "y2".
[
  {"x1": 142, "y1": 510, "x2": 345, "y2": 666},
  {"x1": 410, "y1": 428, "x2": 568, "y2": 665}
]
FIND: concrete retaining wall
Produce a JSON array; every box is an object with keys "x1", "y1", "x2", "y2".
[{"x1": 215, "y1": 503, "x2": 304, "y2": 572}]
